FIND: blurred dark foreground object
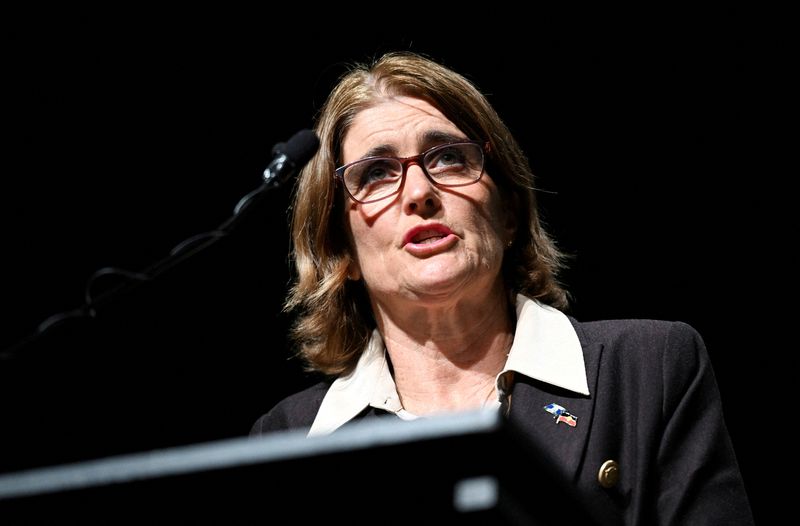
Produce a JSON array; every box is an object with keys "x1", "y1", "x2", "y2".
[{"x1": 0, "y1": 410, "x2": 604, "y2": 525}]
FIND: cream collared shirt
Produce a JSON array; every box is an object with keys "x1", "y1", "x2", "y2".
[{"x1": 308, "y1": 295, "x2": 590, "y2": 437}]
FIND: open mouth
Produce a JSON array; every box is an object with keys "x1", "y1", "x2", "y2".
[
  {"x1": 412, "y1": 230, "x2": 447, "y2": 244},
  {"x1": 404, "y1": 223, "x2": 454, "y2": 246}
]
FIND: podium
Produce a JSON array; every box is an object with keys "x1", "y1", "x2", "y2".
[{"x1": 0, "y1": 410, "x2": 599, "y2": 524}]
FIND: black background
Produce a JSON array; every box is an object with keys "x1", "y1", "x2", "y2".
[{"x1": 2, "y1": 8, "x2": 787, "y2": 522}]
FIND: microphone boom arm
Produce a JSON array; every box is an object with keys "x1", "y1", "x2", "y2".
[{"x1": 0, "y1": 129, "x2": 319, "y2": 361}]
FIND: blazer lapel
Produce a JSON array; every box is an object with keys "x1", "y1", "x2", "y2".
[{"x1": 507, "y1": 341, "x2": 603, "y2": 482}]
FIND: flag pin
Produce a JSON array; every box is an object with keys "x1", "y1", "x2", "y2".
[{"x1": 544, "y1": 402, "x2": 578, "y2": 427}]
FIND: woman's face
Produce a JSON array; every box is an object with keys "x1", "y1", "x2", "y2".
[{"x1": 341, "y1": 96, "x2": 514, "y2": 310}]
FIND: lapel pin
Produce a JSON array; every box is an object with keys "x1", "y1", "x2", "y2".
[{"x1": 544, "y1": 402, "x2": 578, "y2": 427}]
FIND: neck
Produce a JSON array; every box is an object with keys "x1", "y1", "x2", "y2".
[{"x1": 372, "y1": 283, "x2": 515, "y2": 415}]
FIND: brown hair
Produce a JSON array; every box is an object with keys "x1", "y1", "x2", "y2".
[{"x1": 285, "y1": 52, "x2": 568, "y2": 376}]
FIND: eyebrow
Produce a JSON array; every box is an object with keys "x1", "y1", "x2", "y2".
[{"x1": 360, "y1": 130, "x2": 469, "y2": 160}]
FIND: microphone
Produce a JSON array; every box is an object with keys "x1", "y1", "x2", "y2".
[{"x1": 262, "y1": 129, "x2": 320, "y2": 188}]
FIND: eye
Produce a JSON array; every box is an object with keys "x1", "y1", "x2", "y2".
[
  {"x1": 427, "y1": 145, "x2": 467, "y2": 172},
  {"x1": 353, "y1": 159, "x2": 400, "y2": 189}
]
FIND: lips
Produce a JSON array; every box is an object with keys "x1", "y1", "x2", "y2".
[{"x1": 403, "y1": 223, "x2": 454, "y2": 246}]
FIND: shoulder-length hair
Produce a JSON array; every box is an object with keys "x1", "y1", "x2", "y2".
[{"x1": 285, "y1": 51, "x2": 568, "y2": 376}]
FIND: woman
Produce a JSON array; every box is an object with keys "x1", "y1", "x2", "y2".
[{"x1": 251, "y1": 52, "x2": 753, "y2": 525}]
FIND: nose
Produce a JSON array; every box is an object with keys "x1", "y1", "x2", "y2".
[{"x1": 401, "y1": 162, "x2": 441, "y2": 214}]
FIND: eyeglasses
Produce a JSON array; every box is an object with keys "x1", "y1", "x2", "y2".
[{"x1": 334, "y1": 141, "x2": 488, "y2": 204}]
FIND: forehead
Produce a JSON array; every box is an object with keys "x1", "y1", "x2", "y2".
[{"x1": 342, "y1": 96, "x2": 463, "y2": 160}]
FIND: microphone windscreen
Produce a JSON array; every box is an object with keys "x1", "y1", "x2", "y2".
[{"x1": 282, "y1": 129, "x2": 320, "y2": 166}]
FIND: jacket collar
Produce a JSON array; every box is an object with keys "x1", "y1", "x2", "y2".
[{"x1": 308, "y1": 295, "x2": 589, "y2": 436}]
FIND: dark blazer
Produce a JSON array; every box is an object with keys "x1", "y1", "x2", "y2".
[{"x1": 251, "y1": 319, "x2": 754, "y2": 525}]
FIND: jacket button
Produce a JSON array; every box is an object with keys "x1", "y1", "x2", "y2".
[{"x1": 597, "y1": 460, "x2": 619, "y2": 488}]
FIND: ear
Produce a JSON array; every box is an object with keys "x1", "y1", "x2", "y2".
[
  {"x1": 503, "y1": 191, "x2": 519, "y2": 248},
  {"x1": 347, "y1": 256, "x2": 362, "y2": 281},
  {"x1": 341, "y1": 211, "x2": 362, "y2": 281}
]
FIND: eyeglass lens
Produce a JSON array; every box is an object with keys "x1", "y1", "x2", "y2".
[{"x1": 343, "y1": 142, "x2": 483, "y2": 203}]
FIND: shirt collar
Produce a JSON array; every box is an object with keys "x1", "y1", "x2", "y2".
[
  {"x1": 502, "y1": 294, "x2": 589, "y2": 396},
  {"x1": 307, "y1": 329, "x2": 396, "y2": 436},
  {"x1": 308, "y1": 294, "x2": 589, "y2": 436}
]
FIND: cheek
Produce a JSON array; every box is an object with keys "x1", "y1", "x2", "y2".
[
  {"x1": 471, "y1": 195, "x2": 509, "y2": 246},
  {"x1": 486, "y1": 190, "x2": 513, "y2": 242},
  {"x1": 346, "y1": 210, "x2": 384, "y2": 262}
]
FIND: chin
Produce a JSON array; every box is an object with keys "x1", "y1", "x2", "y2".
[{"x1": 406, "y1": 273, "x2": 478, "y2": 301}]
